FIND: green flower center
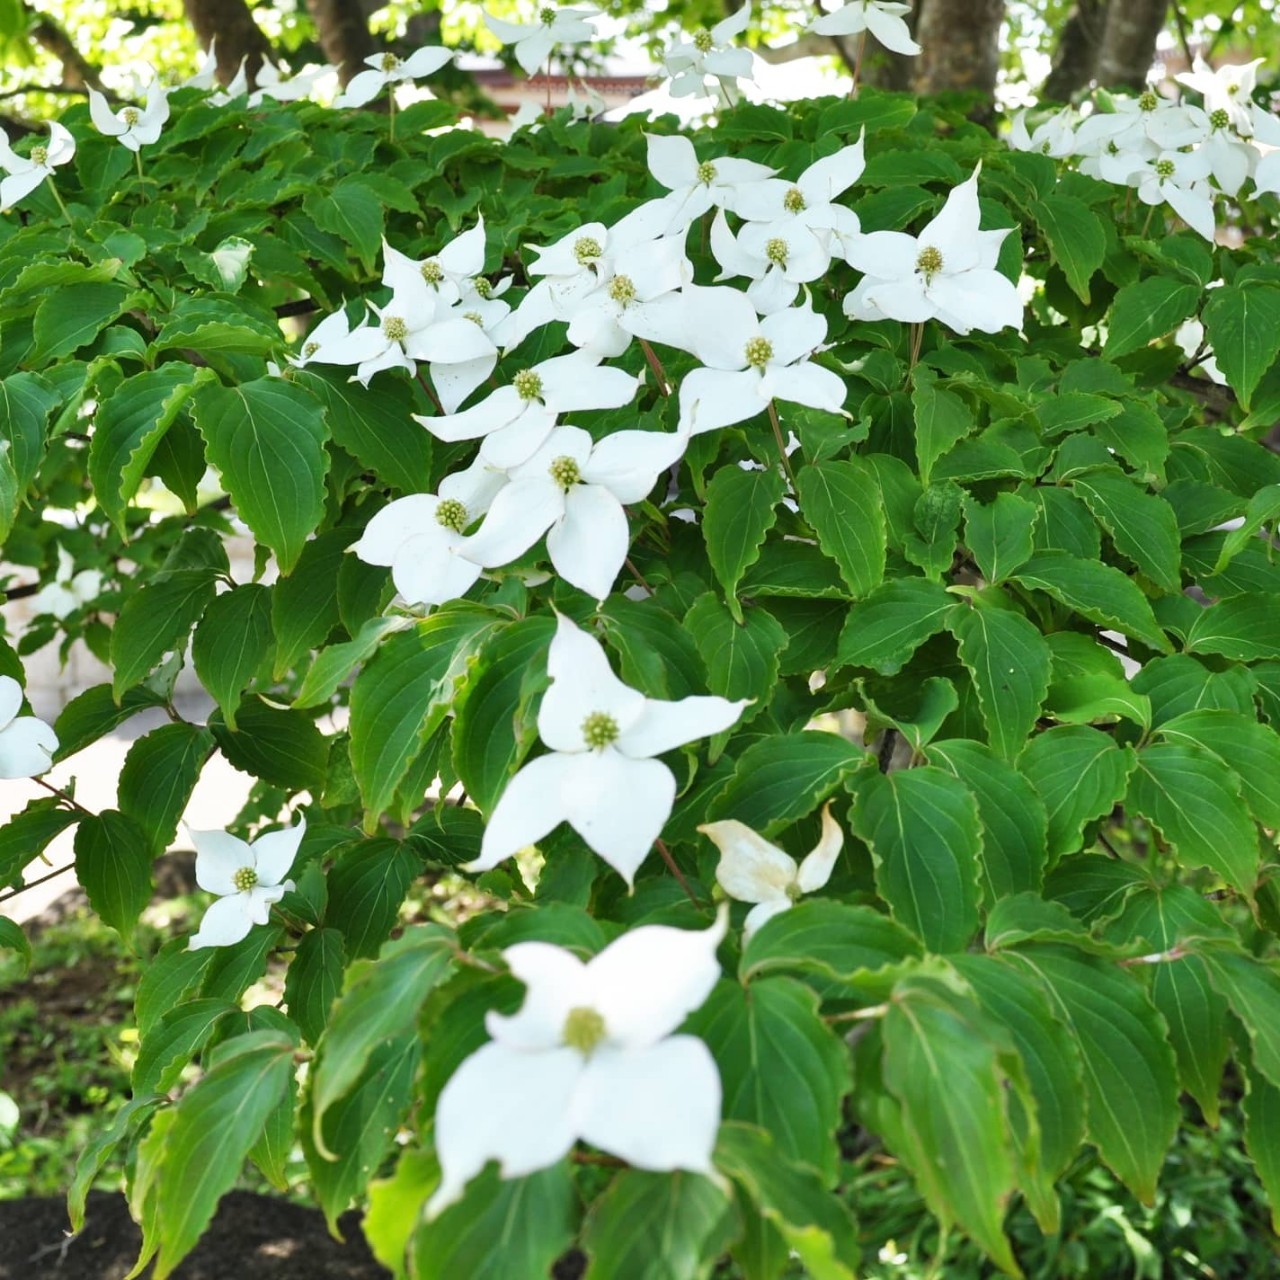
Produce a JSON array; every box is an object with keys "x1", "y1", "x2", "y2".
[
  {"x1": 549, "y1": 455, "x2": 581, "y2": 489},
  {"x1": 232, "y1": 866, "x2": 259, "y2": 892},
  {"x1": 435, "y1": 498, "x2": 468, "y2": 532},
  {"x1": 514, "y1": 369, "x2": 543, "y2": 400},
  {"x1": 916, "y1": 244, "x2": 944, "y2": 280},
  {"x1": 30, "y1": 145, "x2": 47, "y2": 166},
  {"x1": 1154, "y1": 158, "x2": 1176, "y2": 178},
  {"x1": 783, "y1": 186, "x2": 806, "y2": 213},
  {"x1": 696, "y1": 160, "x2": 718, "y2": 185},
  {"x1": 540, "y1": 6, "x2": 557, "y2": 25},
  {"x1": 464, "y1": 310, "x2": 484, "y2": 325},
  {"x1": 1137, "y1": 90, "x2": 1158, "y2": 112},
  {"x1": 608, "y1": 274, "x2": 637, "y2": 305},
  {"x1": 765, "y1": 237, "x2": 788, "y2": 266},
  {"x1": 574, "y1": 236, "x2": 603, "y2": 264},
  {"x1": 694, "y1": 29, "x2": 714, "y2": 53},
  {"x1": 581, "y1": 710, "x2": 619, "y2": 748},
  {"x1": 381, "y1": 52, "x2": 400, "y2": 72},
  {"x1": 421, "y1": 259, "x2": 444, "y2": 284},
  {"x1": 302, "y1": 341, "x2": 319, "y2": 358},
  {"x1": 1210, "y1": 107, "x2": 1230, "y2": 130},
  {"x1": 382, "y1": 314, "x2": 408, "y2": 342},
  {"x1": 473, "y1": 276, "x2": 494, "y2": 298},
  {"x1": 562, "y1": 1005, "x2": 607, "y2": 1053},
  {"x1": 122, "y1": 107, "x2": 140, "y2": 127},
  {"x1": 744, "y1": 335, "x2": 773, "y2": 369},
  {"x1": 1106, "y1": 140, "x2": 1120, "y2": 155}
]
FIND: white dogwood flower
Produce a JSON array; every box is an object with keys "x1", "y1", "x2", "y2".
[
  {"x1": 1008, "y1": 108, "x2": 1077, "y2": 158},
  {"x1": 187, "y1": 816, "x2": 305, "y2": 949},
  {"x1": 31, "y1": 548, "x2": 102, "y2": 620},
  {"x1": 809, "y1": 1, "x2": 920, "y2": 56},
  {"x1": 337, "y1": 45, "x2": 454, "y2": 108},
  {"x1": 663, "y1": 5, "x2": 755, "y2": 104},
  {"x1": 710, "y1": 211, "x2": 831, "y2": 314},
  {"x1": 469, "y1": 614, "x2": 748, "y2": 883},
  {"x1": 1176, "y1": 58, "x2": 1264, "y2": 136},
  {"x1": 1134, "y1": 148, "x2": 1216, "y2": 242},
  {"x1": 700, "y1": 803, "x2": 842, "y2": 938},
  {"x1": 0, "y1": 123, "x2": 75, "y2": 210},
  {"x1": 645, "y1": 133, "x2": 776, "y2": 235},
  {"x1": 484, "y1": 5, "x2": 600, "y2": 77},
  {"x1": 0, "y1": 677, "x2": 57, "y2": 779},
  {"x1": 463, "y1": 424, "x2": 686, "y2": 600},
  {"x1": 427, "y1": 910, "x2": 726, "y2": 1216},
  {"x1": 843, "y1": 166, "x2": 1022, "y2": 334},
  {"x1": 87, "y1": 81, "x2": 170, "y2": 152}
]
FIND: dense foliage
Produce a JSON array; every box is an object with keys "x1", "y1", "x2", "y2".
[{"x1": 3, "y1": 55, "x2": 1280, "y2": 1280}]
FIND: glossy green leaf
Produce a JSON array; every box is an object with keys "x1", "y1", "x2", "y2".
[
  {"x1": 834, "y1": 578, "x2": 956, "y2": 674},
  {"x1": 191, "y1": 584, "x2": 273, "y2": 730},
  {"x1": 110, "y1": 569, "x2": 217, "y2": 699},
  {"x1": 963, "y1": 491, "x2": 1037, "y2": 584},
  {"x1": 1201, "y1": 282, "x2": 1280, "y2": 408},
  {"x1": 796, "y1": 458, "x2": 886, "y2": 598},
  {"x1": 1102, "y1": 277, "x2": 1200, "y2": 361},
  {"x1": 703, "y1": 464, "x2": 787, "y2": 618},
  {"x1": 685, "y1": 592, "x2": 786, "y2": 708},
  {"x1": 1185, "y1": 593, "x2": 1280, "y2": 661},
  {"x1": 1071, "y1": 472, "x2": 1181, "y2": 592},
  {"x1": 1032, "y1": 193, "x2": 1106, "y2": 302},
  {"x1": 1157, "y1": 709, "x2": 1280, "y2": 828},
  {"x1": 118, "y1": 722, "x2": 213, "y2": 855},
  {"x1": 74, "y1": 809, "x2": 153, "y2": 936},
  {"x1": 912, "y1": 370, "x2": 975, "y2": 485},
  {"x1": 284, "y1": 927, "x2": 346, "y2": 1046}
]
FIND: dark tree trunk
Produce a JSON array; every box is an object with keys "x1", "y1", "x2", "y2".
[
  {"x1": 1042, "y1": 0, "x2": 1106, "y2": 101},
  {"x1": 911, "y1": 0, "x2": 1005, "y2": 115},
  {"x1": 182, "y1": 0, "x2": 273, "y2": 84},
  {"x1": 305, "y1": 0, "x2": 375, "y2": 88},
  {"x1": 1095, "y1": 0, "x2": 1168, "y2": 89}
]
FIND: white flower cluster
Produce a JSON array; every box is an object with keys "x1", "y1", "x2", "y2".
[{"x1": 1010, "y1": 59, "x2": 1280, "y2": 243}]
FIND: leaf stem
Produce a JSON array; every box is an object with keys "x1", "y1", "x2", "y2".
[
  {"x1": 825, "y1": 1003, "x2": 889, "y2": 1024},
  {"x1": 34, "y1": 775, "x2": 94, "y2": 816},
  {"x1": 415, "y1": 369, "x2": 444, "y2": 415},
  {"x1": 0, "y1": 860, "x2": 75, "y2": 905},
  {"x1": 766, "y1": 400, "x2": 797, "y2": 489},
  {"x1": 389, "y1": 88, "x2": 396, "y2": 141},
  {"x1": 849, "y1": 31, "x2": 867, "y2": 99},
  {"x1": 654, "y1": 838, "x2": 701, "y2": 908},
  {"x1": 46, "y1": 176, "x2": 70, "y2": 224},
  {"x1": 639, "y1": 339, "x2": 670, "y2": 397},
  {"x1": 134, "y1": 149, "x2": 143, "y2": 182}
]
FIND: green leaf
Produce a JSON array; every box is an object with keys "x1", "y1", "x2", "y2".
[
  {"x1": 1012, "y1": 551, "x2": 1171, "y2": 653},
  {"x1": 703, "y1": 465, "x2": 787, "y2": 618},
  {"x1": 948, "y1": 602, "x2": 1052, "y2": 760},
  {"x1": 1070, "y1": 472, "x2": 1181, "y2": 592},
  {"x1": 284, "y1": 927, "x2": 346, "y2": 1045},
  {"x1": 191, "y1": 584, "x2": 273, "y2": 730},
  {"x1": 311, "y1": 925, "x2": 454, "y2": 1150},
  {"x1": 834, "y1": 578, "x2": 956, "y2": 674},
  {"x1": 1018, "y1": 726, "x2": 1136, "y2": 862},
  {"x1": 118, "y1": 722, "x2": 213, "y2": 855},
  {"x1": 927, "y1": 739, "x2": 1048, "y2": 903},
  {"x1": 903, "y1": 480, "x2": 963, "y2": 579},
  {"x1": 963, "y1": 492, "x2": 1037, "y2": 584},
  {"x1": 1130, "y1": 653, "x2": 1256, "y2": 726},
  {"x1": 0, "y1": 371, "x2": 58, "y2": 498},
  {"x1": 294, "y1": 616, "x2": 399, "y2": 710},
  {"x1": 1127, "y1": 742, "x2": 1258, "y2": 895},
  {"x1": 715, "y1": 1122, "x2": 861, "y2": 1280},
  {"x1": 1244, "y1": 1062, "x2": 1280, "y2": 1233},
  {"x1": 1185, "y1": 593, "x2": 1280, "y2": 661},
  {"x1": 582, "y1": 1171, "x2": 735, "y2": 1280},
  {"x1": 209, "y1": 698, "x2": 328, "y2": 793},
  {"x1": 1157, "y1": 709, "x2": 1280, "y2": 828},
  {"x1": 912, "y1": 370, "x2": 975, "y2": 486},
  {"x1": 145, "y1": 1030, "x2": 297, "y2": 1280},
  {"x1": 688, "y1": 977, "x2": 849, "y2": 1181},
  {"x1": 192, "y1": 377, "x2": 329, "y2": 573},
  {"x1": 0, "y1": 798, "x2": 80, "y2": 890},
  {"x1": 70, "y1": 1096, "x2": 162, "y2": 1233},
  {"x1": 306, "y1": 176, "x2": 387, "y2": 270},
  {"x1": 849, "y1": 766, "x2": 982, "y2": 952},
  {"x1": 110, "y1": 569, "x2": 217, "y2": 699},
  {"x1": 1201, "y1": 282, "x2": 1280, "y2": 408},
  {"x1": 1005, "y1": 946, "x2": 1178, "y2": 1205},
  {"x1": 74, "y1": 809, "x2": 153, "y2": 936},
  {"x1": 132, "y1": 998, "x2": 237, "y2": 1095},
  {"x1": 708, "y1": 731, "x2": 867, "y2": 837},
  {"x1": 1032, "y1": 193, "x2": 1106, "y2": 302},
  {"x1": 1214, "y1": 483, "x2": 1280, "y2": 572},
  {"x1": 411, "y1": 1164, "x2": 577, "y2": 1280},
  {"x1": 795, "y1": 458, "x2": 886, "y2": 598},
  {"x1": 1199, "y1": 948, "x2": 1280, "y2": 1090},
  {"x1": 0, "y1": 916, "x2": 30, "y2": 973},
  {"x1": 880, "y1": 974, "x2": 1022, "y2": 1275},
  {"x1": 684, "y1": 593, "x2": 786, "y2": 708},
  {"x1": 1102, "y1": 277, "x2": 1201, "y2": 361},
  {"x1": 325, "y1": 838, "x2": 423, "y2": 960},
  {"x1": 153, "y1": 297, "x2": 283, "y2": 357},
  {"x1": 32, "y1": 281, "x2": 128, "y2": 360}
]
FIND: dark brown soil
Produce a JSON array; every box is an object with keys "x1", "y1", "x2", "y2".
[{"x1": 0, "y1": 1191, "x2": 393, "y2": 1279}]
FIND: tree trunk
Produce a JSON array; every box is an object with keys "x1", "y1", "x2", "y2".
[
  {"x1": 305, "y1": 0, "x2": 375, "y2": 88},
  {"x1": 1042, "y1": 0, "x2": 1106, "y2": 101},
  {"x1": 1094, "y1": 0, "x2": 1167, "y2": 89},
  {"x1": 181, "y1": 0, "x2": 273, "y2": 84},
  {"x1": 24, "y1": 3, "x2": 101, "y2": 91},
  {"x1": 911, "y1": 0, "x2": 1005, "y2": 114}
]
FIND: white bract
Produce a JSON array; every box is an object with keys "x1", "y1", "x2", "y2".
[
  {"x1": 645, "y1": 133, "x2": 776, "y2": 236},
  {"x1": 1008, "y1": 108, "x2": 1077, "y2": 158},
  {"x1": 710, "y1": 211, "x2": 831, "y2": 314},
  {"x1": 463, "y1": 424, "x2": 686, "y2": 600},
  {"x1": 809, "y1": 1, "x2": 921, "y2": 55},
  {"x1": 843, "y1": 166, "x2": 1022, "y2": 335},
  {"x1": 662, "y1": 5, "x2": 755, "y2": 105},
  {"x1": 187, "y1": 817, "x2": 306, "y2": 950},
  {"x1": 87, "y1": 81, "x2": 170, "y2": 151},
  {"x1": 484, "y1": 6, "x2": 600, "y2": 77},
  {"x1": 31, "y1": 547, "x2": 102, "y2": 621},
  {"x1": 1133, "y1": 148, "x2": 1216, "y2": 242},
  {"x1": 427, "y1": 910, "x2": 726, "y2": 1216},
  {"x1": 350, "y1": 456, "x2": 507, "y2": 607},
  {"x1": 700, "y1": 803, "x2": 842, "y2": 938},
  {"x1": 337, "y1": 45, "x2": 454, "y2": 108},
  {"x1": 677, "y1": 286, "x2": 846, "y2": 435},
  {"x1": 733, "y1": 136, "x2": 865, "y2": 246},
  {"x1": 0, "y1": 676, "x2": 58, "y2": 779},
  {"x1": 0, "y1": 123, "x2": 75, "y2": 210},
  {"x1": 1176, "y1": 58, "x2": 1264, "y2": 135},
  {"x1": 469, "y1": 615, "x2": 748, "y2": 883}
]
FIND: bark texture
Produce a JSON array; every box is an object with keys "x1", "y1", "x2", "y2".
[
  {"x1": 305, "y1": 0, "x2": 375, "y2": 87},
  {"x1": 911, "y1": 0, "x2": 1005, "y2": 114},
  {"x1": 1042, "y1": 0, "x2": 1106, "y2": 101},
  {"x1": 1094, "y1": 0, "x2": 1168, "y2": 88},
  {"x1": 181, "y1": 0, "x2": 273, "y2": 84}
]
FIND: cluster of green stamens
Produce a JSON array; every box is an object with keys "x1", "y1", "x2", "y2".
[
  {"x1": 694, "y1": 30, "x2": 714, "y2": 53},
  {"x1": 381, "y1": 53, "x2": 401, "y2": 72},
  {"x1": 581, "y1": 710, "x2": 620, "y2": 749},
  {"x1": 783, "y1": 186, "x2": 806, "y2": 213},
  {"x1": 562, "y1": 1006, "x2": 607, "y2": 1053},
  {"x1": 696, "y1": 160, "x2": 718, "y2": 184},
  {"x1": 1154, "y1": 158, "x2": 1176, "y2": 179},
  {"x1": 382, "y1": 314, "x2": 408, "y2": 342},
  {"x1": 744, "y1": 336, "x2": 773, "y2": 368},
  {"x1": 1210, "y1": 108, "x2": 1230, "y2": 130},
  {"x1": 302, "y1": 341, "x2": 320, "y2": 359},
  {"x1": 609, "y1": 274, "x2": 637, "y2": 305},
  {"x1": 421, "y1": 259, "x2": 444, "y2": 284},
  {"x1": 473, "y1": 277, "x2": 493, "y2": 298},
  {"x1": 435, "y1": 498, "x2": 468, "y2": 532},
  {"x1": 549, "y1": 455, "x2": 581, "y2": 490},
  {"x1": 122, "y1": 107, "x2": 139, "y2": 126},
  {"x1": 1137, "y1": 90, "x2": 1158, "y2": 112},
  {"x1": 232, "y1": 866, "x2": 259, "y2": 892},
  {"x1": 916, "y1": 245, "x2": 943, "y2": 281},
  {"x1": 765, "y1": 238, "x2": 788, "y2": 266},
  {"x1": 30, "y1": 146, "x2": 47, "y2": 166},
  {"x1": 464, "y1": 311, "x2": 484, "y2": 325},
  {"x1": 514, "y1": 369, "x2": 543, "y2": 400},
  {"x1": 574, "y1": 236, "x2": 603, "y2": 264},
  {"x1": 540, "y1": 5, "x2": 557, "y2": 24}
]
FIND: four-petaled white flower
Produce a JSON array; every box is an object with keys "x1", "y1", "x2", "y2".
[
  {"x1": 663, "y1": 5, "x2": 755, "y2": 105},
  {"x1": 700, "y1": 802, "x2": 842, "y2": 938},
  {"x1": 484, "y1": 5, "x2": 601, "y2": 77},
  {"x1": 809, "y1": 1, "x2": 921, "y2": 56},
  {"x1": 843, "y1": 165, "x2": 1022, "y2": 335},
  {"x1": 1008, "y1": 108, "x2": 1077, "y2": 158},
  {"x1": 31, "y1": 547, "x2": 102, "y2": 621},
  {"x1": 87, "y1": 81, "x2": 170, "y2": 152},
  {"x1": 0, "y1": 676, "x2": 58, "y2": 779},
  {"x1": 1176, "y1": 58, "x2": 1264, "y2": 136},
  {"x1": 469, "y1": 614, "x2": 748, "y2": 883},
  {"x1": 710, "y1": 210, "x2": 832, "y2": 314},
  {"x1": 645, "y1": 133, "x2": 776, "y2": 236},
  {"x1": 427, "y1": 909, "x2": 726, "y2": 1216},
  {"x1": 463, "y1": 424, "x2": 686, "y2": 600},
  {"x1": 336, "y1": 45, "x2": 454, "y2": 109},
  {"x1": 1133, "y1": 148, "x2": 1216, "y2": 242},
  {"x1": 0, "y1": 123, "x2": 75, "y2": 210},
  {"x1": 187, "y1": 816, "x2": 306, "y2": 950},
  {"x1": 677, "y1": 286, "x2": 846, "y2": 435}
]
